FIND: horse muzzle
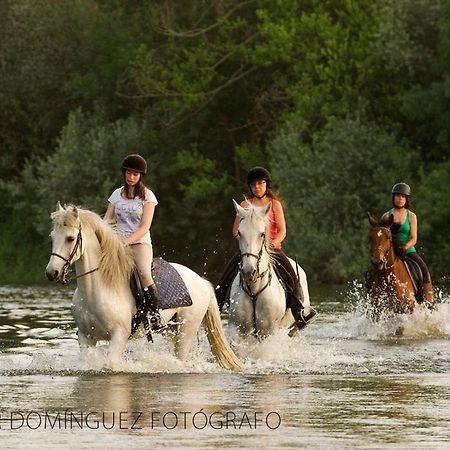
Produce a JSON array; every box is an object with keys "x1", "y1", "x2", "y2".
[
  {"x1": 45, "y1": 267, "x2": 61, "y2": 282},
  {"x1": 45, "y1": 260, "x2": 67, "y2": 283},
  {"x1": 371, "y1": 257, "x2": 387, "y2": 270},
  {"x1": 244, "y1": 271, "x2": 258, "y2": 284},
  {"x1": 240, "y1": 265, "x2": 258, "y2": 284}
]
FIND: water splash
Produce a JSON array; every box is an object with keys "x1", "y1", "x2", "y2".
[
  {"x1": 335, "y1": 280, "x2": 450, "y2": 340},
  {"x1": 1, "y1": 284, "x2": 448, "y2": 377}
]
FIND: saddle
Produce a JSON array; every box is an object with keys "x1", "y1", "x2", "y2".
[
  {"x1": 272, "y1": 261, "x2": 298, "y2": 309},
  {"x1": 130, "y1": 257, "x2": 193, "y2": 310},
  {"x1": 403, "y1": 256, "x2": 424, "y2": 302}
]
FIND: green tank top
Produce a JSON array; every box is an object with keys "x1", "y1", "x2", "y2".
[{"x1": 390, "y1": 209, "x2": 416, "y2": 254}]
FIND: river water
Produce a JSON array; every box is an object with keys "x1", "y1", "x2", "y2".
[{"x1": 0, "y1": 283, "x2": 449, "y2": 449}]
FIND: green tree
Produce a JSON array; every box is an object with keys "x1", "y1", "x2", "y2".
[
  {"x1": 0, "y1": 0, "x2": 144, "y2": 179},
  {"x1": 3, "y1": 0, "x2": 450, "y2": 283},
  {"x1": 374, "y1": 0, "x2": 447, "y2": 162},
  {"x1": 271, "y1": 115, "x2": 416, "y2": 282},
  {"x1": 16, "y1": 109, "x2": 152, "y2": 233},
  {"x1": 416, "y1": 161, "x2": 450, "y2": 278}
]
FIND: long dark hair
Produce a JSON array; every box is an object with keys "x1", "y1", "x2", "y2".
[{"x1": 122, "y1": 172, "x2": 147, "y2": 200}]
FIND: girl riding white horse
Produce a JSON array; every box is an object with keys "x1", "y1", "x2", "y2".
[
  {"x1": 45, "y1": 203, "x2": 243, "y2": 371},
  {"x1": 216, "y1": 167, "x2": 317, "y2": 338},
  {"x1": 228, "y1": 199, "x2": 315, "y2": 338}
]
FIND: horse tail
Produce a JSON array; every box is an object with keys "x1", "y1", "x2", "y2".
[{"x1": 202, "y1": 281, "x2": 245, "y2": 372}]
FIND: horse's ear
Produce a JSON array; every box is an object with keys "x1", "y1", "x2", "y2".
[
  {"x1": 56, "y1": 201, "x2": 64, "y2": 212},
  {"x1": 367, "y1": 212, "x2": 378, "y2": 227},
  {"x1": 71, "y1": 205, "x2": 79, "y2": 219},
  {"x1": 379, "y1": 213, "x2": 393, "y2": 227},
  {"x1": 233, "y1": 199, "x2": 246, "y2": 217}
]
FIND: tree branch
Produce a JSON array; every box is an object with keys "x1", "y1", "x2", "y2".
[{"x1": 154, "y1": 0, "x2": 257, "y2": 38}]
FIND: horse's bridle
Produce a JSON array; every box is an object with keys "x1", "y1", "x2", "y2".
[
  {"x1": 51, "y1": 223, "x2": 98, "y2": 284},
  {"x1": 239, "y1": 232, "x2": 272, "y2": 300},
  {"x1": 372, "y1": 227, "x2": 394, "y2": 270}
]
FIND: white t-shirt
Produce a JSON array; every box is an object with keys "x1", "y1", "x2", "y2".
[{"x1": 108, "y1": 187, "x2": 158, "y2": 245}]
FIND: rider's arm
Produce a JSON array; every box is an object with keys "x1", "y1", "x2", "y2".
[
  {"x1": 123, "y1": 202, "x2": 156, "y2": 246},
  {"x1": 272, "y1": 200, "x2": 286, "y2": 248},
  {"x1": 404, "y1": 212, "x2": 418, "y2": 250},
  {"x1": 103, "y1": 202, "x2": 115, "y2": 221}
]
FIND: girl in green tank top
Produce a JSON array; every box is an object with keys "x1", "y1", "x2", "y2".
[
  {"x1": 380, "y1": 182, "x2": 434, "y2": 303},
  {"x1": 389, "y1": 208, "x2": 416, "y2": 254}
]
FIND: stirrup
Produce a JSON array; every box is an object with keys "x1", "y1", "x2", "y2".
[
  {"x1": 150, "y1": 314, "x2": 166, "y2": 332},
  {"x1": 423, "y1": 300, "x2": 435, "y2": 311},
  {"x1": 297, "y1": 307, "x2": 318, "y2": 330},
  {"x1": 130, "y1": 312, "x2": 154, "y2": 342}
]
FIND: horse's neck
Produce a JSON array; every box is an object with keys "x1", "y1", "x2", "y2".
[
  {"x1": 378, "y1": 246, "x2": 398, "y2": 276},
  {"x1": 74, "y1": 235, "x2": 102, "y2": 292},
  {"x1": 244, "y1": 251, "x2": 285, "y2": 306}
]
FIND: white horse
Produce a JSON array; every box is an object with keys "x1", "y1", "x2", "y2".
[
  {"x1": 45, "y1": 203, "x2": 244, "y2": 371},
  {"x1": 228, "y1": 200, "x2": 311, "y2": 338}
]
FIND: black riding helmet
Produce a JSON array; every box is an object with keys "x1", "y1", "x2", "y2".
[
  {"x1": 391, "y1": 182, "x2": 411, "y2": 196},
  {"x1": 247, "y1": 166, "x2": 272, "y2": 189},
  {"x1": 121, "y1": 154, "x2": 147, "y2": 175}
]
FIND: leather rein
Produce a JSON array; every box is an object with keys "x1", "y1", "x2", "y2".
[{"x1": 239, "y1": 232, "x2": 272, "y2": 302}]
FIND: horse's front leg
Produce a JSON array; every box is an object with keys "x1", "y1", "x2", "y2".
[
  {"x1": 172, "y1": 306, "x2": 206, "y2": 361},
  {"x1": 230, "y1": 293, "x2": 255, "y2": 337},
  {"x1": 367, "y1": 286, "x2": 383, "y2": 321},
  {"x1": 255, "y1": 308, "x2": 283, "y2": 338},
  {"x1": 106, "y1": 327, "x2": 129, "y2": 369},
  {"x1": 77, "y1": 331, "x2": 98, "y2": 365},
  {"x1": 396, "y1": 290, "x2": 416, "y2": 314}
]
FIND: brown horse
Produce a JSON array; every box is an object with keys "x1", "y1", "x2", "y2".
[{"x1": 367, "y1": 212, "x2": 417, "y2": 319}]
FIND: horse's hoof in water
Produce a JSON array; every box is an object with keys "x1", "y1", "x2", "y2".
[
  {"x1": 394, "y1": 326, "x2": 404, "y2": 337},
  {"x1": 103, "y1": 355, "x2": 123, "y2": 371}
]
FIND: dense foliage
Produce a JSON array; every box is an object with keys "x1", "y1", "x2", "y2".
[{"x1": 1, "y1": 0, "x2": 449, "y2": 284}]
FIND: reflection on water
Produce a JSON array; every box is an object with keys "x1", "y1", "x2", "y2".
[
  {"x1": 1, "y1": 372, "x2": 449, "y2": 448},
  {"x1": 0, "y1": 285, "x2": 74, "y2": 353},
  {"x1": 0, "y1": 284, "x2": 449, "y2": 448}
]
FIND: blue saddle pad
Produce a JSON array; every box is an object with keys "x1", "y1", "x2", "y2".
[{"x1": 152, "y1": 257, "x2": 192, "y2": 309}]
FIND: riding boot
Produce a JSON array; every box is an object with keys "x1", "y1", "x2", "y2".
[
  {"x1": 421, "y1": 280, "x2": 435, "y2": 305},
  {"x1": 289, "y1": 282, "x2": 318, "y2": 331},
  {"x1": 131, "y1": 288, "x2": 152, "y2": 340},
  {"x1": 215, "y1": 253, "x2": 240, "y2": 311},
  {"x1": 143, "y1": 284, "x2": 166, "y2": 332}
]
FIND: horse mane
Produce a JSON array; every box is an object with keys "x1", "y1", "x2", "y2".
[
  {"x1": 51, "y1": 205, "x2": 134, "y2": 288},
  {"x1": 240, "y1": 203, "x2": 276, "y2": 259}
]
